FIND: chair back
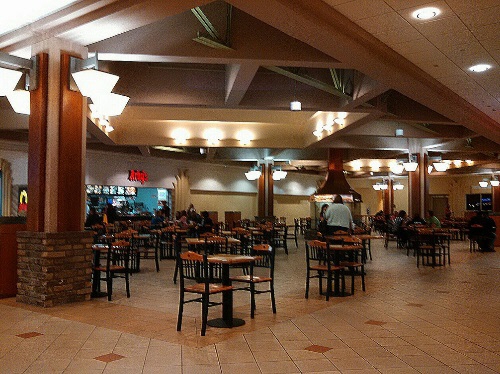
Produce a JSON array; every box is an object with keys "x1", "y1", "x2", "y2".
[
  {"x1": 306, "y1": 240, "x2": 330, "y2": 264},
  {"x1": 251, "y1": 244, "x2": 275, "y2": 277},
  {"x1": 204, "y1": 235, "x2": 229, "y2": 254},
  {"x1": 178, "y1": 251, "x2": 223, "y2": 286},
  {"x1": 109, "y1": 241, "x2": 131, "y2": 272}
]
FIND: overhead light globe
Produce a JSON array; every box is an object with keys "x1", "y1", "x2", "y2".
[
  {"x1": 72, "y1": 69, "x2": 119, "y2": 97},
  {"x1": 491, "y1": 180, "x2": 499, "y2": 187},
  {"x1": 479, "y1": 181, "x2": 488, "y2": 188},
  {"x1": 372, "y1": 184, "x2": 381, "y2": 191},
  {"x1": 0, "y1": 67, "x2": 23, "y2": 96}
]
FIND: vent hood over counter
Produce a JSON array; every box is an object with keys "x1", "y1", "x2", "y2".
[{"x1": 311, "y1": 149, "x2": 362, "y2": 203}]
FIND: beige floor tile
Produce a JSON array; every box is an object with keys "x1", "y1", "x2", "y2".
[
  {"x1": 257, "y1": 359, "x2": 300, "y2": 373},
  {"x1": 450, "y1": 364, "x2": 499, "y2": 373},
  {"x1": 252, "y1": 348, "x2": 291, "y2": 362},
  {"x1": 182, "y1": 364, "x2": 224, "y2": 374},
  {"x1": 220, "y1": 362, "x2": 261, "y2": 374},
  {"x1": 328, "y1": 356, "x2": 374, "y2": 371},
  {"x1": 142, "y1": 365, "x2": 182, "y2": 374},
  {"x1": 216, "y1": 349, "x2": 255, "y2": 364},
  {"x1": 294, "y1": 357, "x2": 339, "y2": 372}
]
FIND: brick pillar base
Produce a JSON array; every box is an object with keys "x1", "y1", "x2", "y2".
[{"x1": 16, "y1": 231, "x2": 94, "y2": 307}]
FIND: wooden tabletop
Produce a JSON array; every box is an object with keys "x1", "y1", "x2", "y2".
[
  {"x1": 185, "y1": 237, "x2": 241, "y2": 245},
  {"x1": 208, "y1": 254, "x2": 257, "y2": 264}
]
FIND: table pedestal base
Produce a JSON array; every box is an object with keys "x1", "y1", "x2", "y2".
[{"x1": 207, "y1": 318, "x2": 245, "y2": 328}]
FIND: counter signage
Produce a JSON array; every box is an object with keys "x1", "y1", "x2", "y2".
[{"x1": 128, "y1": 169, "x2": 148, "y2": 184}]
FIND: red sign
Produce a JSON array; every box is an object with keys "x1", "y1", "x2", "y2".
[{"x1": 128, "y1": 169, "x2": 148, "y2": 184}]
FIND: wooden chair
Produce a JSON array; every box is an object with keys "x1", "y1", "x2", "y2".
[
  {"x1": 176, "y1": 251, "x2": 232, "y2": 336},
  {"x1": 285, "y1": 221, "x2": 299, "y2": 248},
  {"x1": 335, "y1": 238, "x2": 365, "y2": 295},
  {"x1": 94, "y1": 241, "x2": 131, "y2": 301},
  {"x1": 305, "y1": 240, "x2": 345, "y2": 301},
  {"x1": 230, "y1": 244, "x2": 276, "y2": 318}
]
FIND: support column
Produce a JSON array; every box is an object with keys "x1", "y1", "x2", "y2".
[
  {"x1": 18, "y1": 38, "x2": 92, "y2": 307},
  {"x1": 257, "y1": 164, "x2": 274, "y2": 218},
  {"x1": 383, "y1": 179, "x2": 393, "y2": 214},
  {"x1": 407, "y1": 152, "x2": 429, "y2": 218}
]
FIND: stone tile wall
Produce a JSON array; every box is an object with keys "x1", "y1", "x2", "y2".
[{"x1": 16, "y1": 231, "x2": 94, "y2": 307}]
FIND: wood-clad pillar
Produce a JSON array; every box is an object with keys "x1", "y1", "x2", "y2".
[
  {"x1": 19, "y1": 39, "x2": 91, "y2": 306},
  {"x1": 27, "y1": 53, "x2": 48, "y2": 232},
  {"x1": 493, "y1": 185, "x2": 500, "y2": 213},
  {"x1": 408, "y1": 152, "x2": 428, "y2": 218},
  {"x1": 57, "y1": 53, "x2": 85, "y2": 232},
  {"x1": 383, "y1": 179, "x2": 393, "y2": 214},
  {"x1": 27, "y1": 39, "x2": 87, "y2": 232},
  {"x1": 257, "y1": 164, "x2": 274, "y2": 218}
]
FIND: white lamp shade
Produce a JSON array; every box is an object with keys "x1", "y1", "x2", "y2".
[
  {"x1": 6, "y1": 89, "x2": 30, "y2": 115},
  {"x1": 90, "y1": 93, "x2": 129, "y2": 116},
  {"x1": 290, "y1": 100, "x2": 301, "y2": 111},
  {"x1": 479, "y1": 181, "x2": 488, "y2": 188},
  {"x1": 72, "y1": 69, "x2": 119, "y2": 97},
  {"x1": 245, "y1": 170, "x2": 261, "y2": 180},
  {"x1": 393, "y1": 183, "x2": 404, "y2": 190},
  {"x1": 433, "y1": 162, "x2": 448, "y2": 172},
  {"x1": 272, "y1": 170, "x2": 287, "y2": 180},
  {"x1": 0, "y1": 67, "x2": 23, "y2": 96},
  {"x1": 379, "y1": 184, "x2": 388, "y2": 190},
  {"x1": 390, "y1": 163, "x2": 404, "y2": 174},
  {"x1": 491, "y1": 180, "x2": 499, "y2": 187},
  {"x1": 403, "y1": 162, "x2": 418, "y2": 172},
  {"x1": 372, "y1": 184, "x2": 381, "y2": 190}
]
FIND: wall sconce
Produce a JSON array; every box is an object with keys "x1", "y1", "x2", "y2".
[
  {"x1": 236, "y1": 130, "x2": 253, "y2": 145},
  {"x1": 204, "y1": 128, "x2": 223, "y2": 145},
  {"x1": 479, "y1": 180, "x2": 488, "y2": 188},
  {"x1": 393, "y1": 182, "x2": 404, "y2": 190},
  {"x1": 390, "y1": 162, "x2": 404, "y2": 174},
  {"x1": 491, "y1": 179, "x2": 499, "y2": 187},
  {"x1": 433, "y1": 161, "x2": 448, "y2": 172},
  {"x1": 372, "y1": 180, "x2": 388, "y2": 190},
  {"x1": 272, "y1": 167, "x2": 287, "y2": 181},
  {"x1": 245, "y1": 165, "x2": 262, "y2": 180},
  {"x1": 403, "y1": 154, "x2": 418, "y2": 172},
  {"x1": 7, "y1": 89, "x2": 30, "y2": 115},
  {"x1": 172, "y1": 128, "x2": 189, "y2": 144},
  {"x1": 0, "y1": 52, "x2": 38, "y2": 115},
  {"x1": 70, "y1": 53, "x2": 128, "y2": 116}
]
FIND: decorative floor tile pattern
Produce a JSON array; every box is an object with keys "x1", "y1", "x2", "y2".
[
  {"x1": 304, "y1": 344, "x2": 332, "y2": 353},
  {"x1": 94, "y1": 353, "x2": 126, "y2": 363},
  {"x1": 0, "y1": 238, "x2": 498, "y2": 373},
  {"x1": 16, "y1": 332, "x2": 43, "y2": 339}
]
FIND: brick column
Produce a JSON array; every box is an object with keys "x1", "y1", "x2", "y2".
[{"x1": 17, "y1": 231, "x2": 94, "y2": 307}]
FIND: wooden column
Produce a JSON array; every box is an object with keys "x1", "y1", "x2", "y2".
[
  {"x1": 383, "y1": 180, "x2": 393, "y2": 214},
  {"x1": 257, "y1": 164, "x2": 274, "y2": 218},
  {"x1": 57, "y1": 53, "x2": 85, "y2": 232},
  {"x1": 492, "y1": 185, "x2": 500, "y2": 213},
  {"x1": 408, "y1": 153, "x2": 429, "y2": 218},
  {"x1": 27, "y1": 53, "x2": 48, "y2": 232}
]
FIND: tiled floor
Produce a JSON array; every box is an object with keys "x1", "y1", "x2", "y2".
[{"x1": 1, "y1": 237, "x2": 499, "y2": 373}]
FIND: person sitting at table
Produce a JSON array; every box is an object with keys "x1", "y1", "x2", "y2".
[
  {"x1": 151, "y1": 209, "x2": 165, "y2": 228},
  {"x1": 85, "y1": 207, "x2": 103, "y2": 227},
  {"x1": 198, "y1": 211, "x2": 214, "y2": 234},
  {"x1": 318, "y1": 204, "x2": 329, "y2": 235},
  {"x1": 324, "y1": 194, "x2": 353, "y2": 235},
  {"x1": 393, "y1": 210, "x2": 409, "y2": 247},
  {"x1": 408, "y1": 213, "x2": 426, "y2": 226},
  {"x1": 426, "y1": 210, "x2": 441, "y2": 228},
  {"x1": 175, "y1": 210, "x2": 189, "y2": 228},
  {"x1": 470, "y1": 211, "x2": 497, "y2": 252}
]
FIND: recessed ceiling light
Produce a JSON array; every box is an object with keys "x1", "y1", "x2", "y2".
[
  {"x1": 469, "y1": 64, "x2": 492, "y2": 72},
  {"x1": 412, "y1": 7, "x2": 441, "y2": 20}
]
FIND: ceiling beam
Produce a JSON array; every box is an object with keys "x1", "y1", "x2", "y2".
[
  {"x1": 263, "y1": 66, "x2": 351, "y2": 99},
  {"x1": 225, "y1": 63, "x2": 260, "y2": 106}
]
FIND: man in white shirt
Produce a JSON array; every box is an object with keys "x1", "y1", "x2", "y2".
[{"x1": 324, "y1": 195, "x2": 353, "y2": 235}]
